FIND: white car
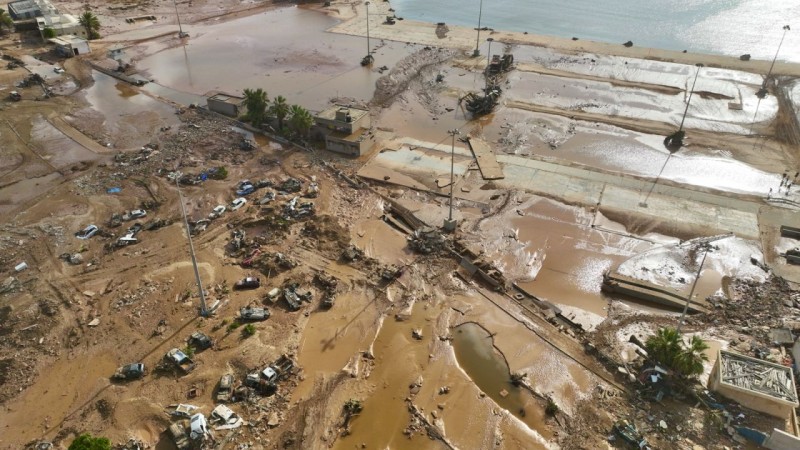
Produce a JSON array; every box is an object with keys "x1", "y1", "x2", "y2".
[
  {"x1": 129, "y1": 209, "x2": 147, "y2": 219},
  {"x1": 231, "y1": 198, "x2": 247, "y2": 210},
  {"x1": 209, "y1": 205, "x2": 226, "y2": 219},
  {"x1": 76, "y1": 224, "x2": 99, "y2": 239}
]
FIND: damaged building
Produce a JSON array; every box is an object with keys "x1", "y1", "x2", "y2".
[
  {"x1": 313, "y1": 105, "x2": 374, "y2": 157},
  {"x1": 708, "y1": 350, "x2": 799, "y2": 425}
]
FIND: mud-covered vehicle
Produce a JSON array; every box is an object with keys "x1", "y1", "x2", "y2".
[{"x1": 112, "y1": 363, "x2": 145, "y2": 381}]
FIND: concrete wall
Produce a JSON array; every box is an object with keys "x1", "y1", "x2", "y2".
[
  {"x1": 207, "y1": 99, "x2": 239, "y2": 118},
  {"x1": 764, "y1": 428, "x2": 800, "y2": 450},
  {"x1": 315, "y1": 112, "x2": 369, "y2": 135},
  {"x1": 324, "y1": 137, "x2": 360, "y2": 157}
]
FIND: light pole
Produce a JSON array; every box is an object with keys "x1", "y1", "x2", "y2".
[
  {"x1": 677, "y1": 244, "x2": 710, "y2": 333},
  {"x1": 663, "y1": 63, "x2": 703, "y2": 151},
  {"x1": 361, "y1": 1, "x2": 373, "y2": 66},
  {"x1": 444, "y1": 129, "x2": 460, "y2": 231},
  {"x1": 176, "y1": 177, "x2": 208, "y2": 316},
  {"x1": 486, "y1": 37, "x2": 494, "y2": 69},
  {"x1": 758, "y1": 25, "x2": 791, "y2": 98},
  {"x1": 473, "y1": 0, "x2": 484, "y2": 57},
  {"x1": 173, "y1": 0, "x2": 188, "y2": 38}
]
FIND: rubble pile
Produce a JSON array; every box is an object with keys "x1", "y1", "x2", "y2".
[
  {"x1": 299, "y1": 215, "x2": 351, "y2": 259},
  {"x1": 407, "y1": 227, "x2": 446, "y2": 254},
  {"x1": 702, "y1": 276, "x2": 800, "y2": 346}
]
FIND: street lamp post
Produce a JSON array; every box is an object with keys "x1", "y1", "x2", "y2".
[
  {"x1": 758, "y1": 25, "x2": 791, "y2": 98},
  {"x1": 473, "y1": 0, "x2": 484, "y2": 57},
  {"x1": 173, "y1": 0, "x2": 188, "y2": 38},
  {"x1": 361, "y1": 1, "x2": 374, "y2": 66},
  {"x1": 444, "y1": 129, "x2": 460, "y2": 232},
  {"x1": 176, "y1": 178, "x2": 208, "y2": 317},
  {"x1": 662, "y1": 63, "x2": 703, "y2": 151}
]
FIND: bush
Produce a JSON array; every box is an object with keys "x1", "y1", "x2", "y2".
[
  {"x1": 211, "y1": 166, "x2": 228, "y2": 181},
  {"x1": 183, "y1": 346, "x2": 195, "y2": 357},
  {"x1": 227, "y1": 322, "x2": 240, "y2": 332},
  {"x1": 242, "y1": 323, "x2": 256, "y2": 337},
  {"x1": 42, "y1": 27, "x2": 56, "y2": 39},
  {"x1": 545, "y1": 396, "x2": 559, "y2": 416},
  {"x1": 69, "y1": 433, "x2": 111, "y2": 450}
]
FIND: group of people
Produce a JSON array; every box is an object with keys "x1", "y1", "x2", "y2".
[{"x1": 768, "y1": 171, "x2": 798, "y2": 199}]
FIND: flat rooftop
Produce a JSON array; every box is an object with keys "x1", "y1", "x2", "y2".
[
  {"x1": 719, "y1": 350, "x2": 798, "y2": 405},
  {"x1": 49, "y1": 34, "x2": 87, "y2": 46},
  {"x1": 316, "y1": 105, "x2": 369, "y2": 123},
  {"x1": 8, "y1": 0, "x2": 40, "y2": 14},
  {"x1": 208, "y1": 93, "x2": 244, "y2": 104}
]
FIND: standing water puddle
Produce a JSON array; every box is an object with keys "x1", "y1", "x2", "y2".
[{"x1": 452, "y1": 322, "x2": 547, "y2": 431}]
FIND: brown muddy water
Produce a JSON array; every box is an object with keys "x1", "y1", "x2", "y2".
[
  {"x1": 136, "y1": 7, "x2": 418, "y2": 112},
  {"x1": 452, "y1": 322, "x2": 547, "y2": 429}
]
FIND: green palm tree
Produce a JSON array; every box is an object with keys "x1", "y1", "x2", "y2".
[
  {"x1": 0, "y1": 9, "x2": 13, "y2": 34},
  {"x1": 78, "y1": 12, "x2": 101, "y2": 40},
  {"x1": 243, "y1": 88, "x2": 268, "y2": 127},
  {"x1": 645, "y1": 327, "x2": 682, "y2": 369},
  {"x1": 270, "y1": 95, "x2": 290, "y2": 132},
  {"x1": 675, "y1": 335, "x2": 709, "y2": 377},
  {"x1": 288, "y1": 104, "x2": 314, "y2": 137}
]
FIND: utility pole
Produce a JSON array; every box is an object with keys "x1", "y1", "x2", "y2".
[
  {"x1": 758, "y1": 25, "x2": 790, "y2": 98},
  {"x1": 677, "y1": 245, "x2": 709, "y2": 333},
  {"x1": 176, "y1": 177, "x2": 208, "y2": 316},
  {"x1": 663, "y1": 63, "x2": 703, "y2": 151},
  {"x1": 443, "y1": 129, "x2": 460, "y2": 232},
  {"x1": 473, "y1": 0, "x2": 484, "y2": 57}
]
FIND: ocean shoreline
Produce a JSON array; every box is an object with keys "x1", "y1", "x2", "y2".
[{"x1": 323, "y1": 0, "x2": 800, "y2": 77}]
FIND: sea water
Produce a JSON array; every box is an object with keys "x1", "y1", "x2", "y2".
[{"x1": 390, "y1": 0, "x2": 800, "y2": 62}]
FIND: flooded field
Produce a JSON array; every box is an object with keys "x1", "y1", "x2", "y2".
[{"x1": 137, "y1": 7, "x2": 417, "y2": 112}]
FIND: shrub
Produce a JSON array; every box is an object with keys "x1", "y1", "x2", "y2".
[
  {"x1": 242, "y1": 323, "x2": 256, "y2": 337},
  {"x1": 68, "y1": 433, "x2": 111, "y2": 450}
]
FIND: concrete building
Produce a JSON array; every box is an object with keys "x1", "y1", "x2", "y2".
[
  {"x1": 206, "y1": 92, "x2": 245, "y2": 118},
  {"x1": 49, "y1": 35, "x2": 90, "y2": 57},
  {"x1": 7, "y1": 0, "x2": 43, "y2": 20},
  {"x1": 314, "y1": 105, "x2": 373, "y2": 157},
  {"x1": 708, "y1": 350, "x2": 799, "y2": 419},
  {"x1": 37, "y1": 13, "x2": 85, "y2": 40}
]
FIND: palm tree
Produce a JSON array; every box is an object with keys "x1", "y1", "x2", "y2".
[
  {"x1": 243, "y1": 88, "x2": 268, "y2": 128},
  {"x1": 288, "y1": 104, "x2": 314, "y2": 137},
  {"x1": 645, "y1": 327, "x2": 682, "y2": 369},
  {"x1": 269, "y1": 95, "x2": 290, "y2": 132},
  {"x1": 0, "y1": 9, "x2": 13, "y2": 35},
  {"x1": 78, "y1": 12, "x2": 101, "y2": 40},
  {"x1": 675, "y1": 335, "x2": 709, "y2": 377}
]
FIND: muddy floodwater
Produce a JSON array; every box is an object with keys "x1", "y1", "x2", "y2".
[
  {"x1": 452, "y1": 322, "x2": 547, "y2": 430},
  {"x1": 137, "y1": 7, "x2": 417, "y2": 111}
]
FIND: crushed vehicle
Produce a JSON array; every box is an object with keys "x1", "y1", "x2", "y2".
[
  {"x1": 168, "y1": 421, "x2": 191, "y2": 450},
  {"x1": 229, "y1": 229, "x2": 246, "y2": 252},
  {"x1": 188, "y1": 331, "x2": 213, "y2": 350},
  {"x1": 241, "y1": 249, "x2": 261, "y2": 267},
  {"x1": 216, "y1": 373, "x2": 235, "y2": 403},
  {"x1": 485, "y1": 53, "x2": 514, "y2": 75},
  {"x1": 283, "y1": 283, "x2": 312, "y2": 311},
  {"x1": 613, "y1": 419, "x2": 649, "y2": 449},
  {"x1": 258, "y1": 190, "x2": 276, "y2": 205},
  {"x1": 209, "y1": 205, "x2": 226, "y2": 219},
  {"x1": 244, "y1": 354, "x2": 296, "y2": 394},
  {"x1": 9, "y1": 90, "x2": 21, "y2": 101},
  {"x1": 239, "y1": 306, "x2": 270, "y2": 322},
  {"x1": 75, "y1": 224, "x2": 99, "y2": 239},
  {"x1": 169, "y1": 403, "x2": 200, "y2": 419},
  {"x1": 254, "y1": 179, "x2": 273, "y2": 189},
  {"x1": 189, "y1": 219, "x2": 210, "y2": 235},
  {"x1": 234, "y1": 276, "x2": 261, "y2": 290},
  {"x1": 278, "y1": 177, "x2": 302, "y2": 193},
  {"x1": 189, "y1": 413, "x2": 209, "y2": 441},
  {"x1": 211, "y1": 404, "x2": 243, "y2": 429},
  {"x1": 164, "y1": 348, "x2": 196, "y2": 374},
  {"x1": 112, "y1": 363, "x2": 145, "y2": 381}
]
